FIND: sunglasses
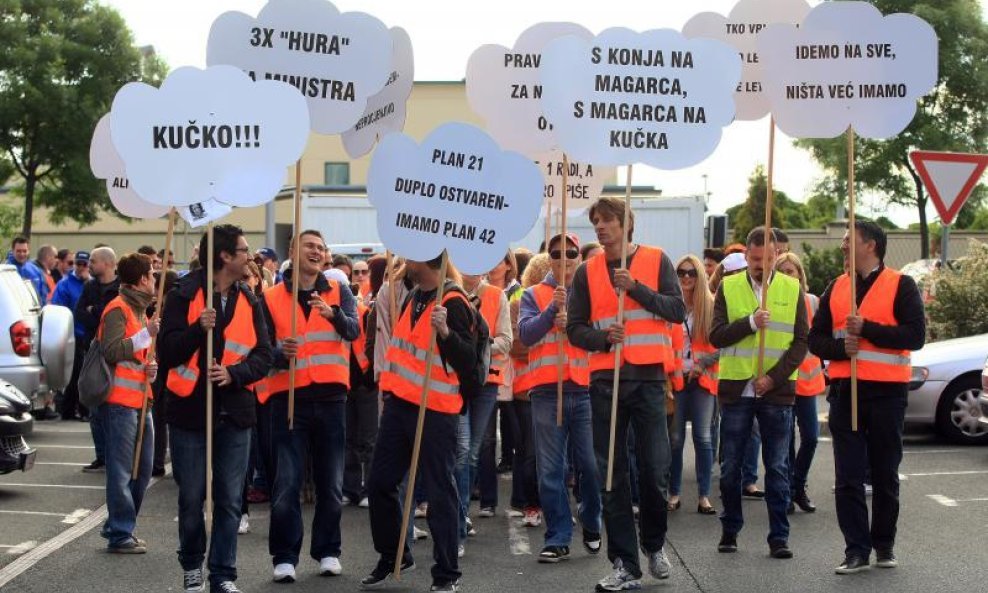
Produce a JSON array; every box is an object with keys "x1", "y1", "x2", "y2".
[
  {"x1": 75, "y1": 261, "x2": 89, "y2": 267},
  {"x1": 549, "y1": 249, "x2": 579, "y2": 260},
  {"x1": 352, "y1": 269, "x2": 370, "y2": 276},
  {"x1": 676, "y1": 268, "x2": 698, "y2": 278}
]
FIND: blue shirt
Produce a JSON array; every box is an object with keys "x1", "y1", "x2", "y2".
[
  {"x1": 6, "y1": 253, "x2": 47, "y2": 304},
  {"x1": 51, "y1": 271, "x2": 87, "y2": 338}
]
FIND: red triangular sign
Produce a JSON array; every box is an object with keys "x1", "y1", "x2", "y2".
[{"x1": 909, "y1": 151, "x2": 988, "y2": 225}]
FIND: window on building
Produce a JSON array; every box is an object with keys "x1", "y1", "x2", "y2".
[{"x1": 324, "y1": 162, "x2": 350, "y2": 186}]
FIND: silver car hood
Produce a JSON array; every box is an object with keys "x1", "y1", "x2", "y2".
[
  {"x1": 38, "y1": 304, "x2": 75, "y2": 390},
  {"x1": 911, "y1": 334, "x2": 988, "y2": 378}
]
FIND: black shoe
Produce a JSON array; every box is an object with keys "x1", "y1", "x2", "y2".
[
  {"x1": 769, "y1": 540, "x2": 793, "y2": 559},
  {"x1": 787, "y1": 502, "x2": 795, "y2": 515},
  {"x1": 875, "y1": 549, "x2": 898, "y2": 568},
  {"x1": 835, "y1": 555, "x2": 870, "y2": 574},
  {"x1": 152, "y1": 467, "x2": 166, "y2": 477},
  {"x1": 538, "y1": 545, "x2": 570, "y2": 563},
  {"x1": 496, "y1": 460, "x2": 512, "y2": 474},
  {"x1": 82, "y1": 459, "x2": 105, "y2": 473},
  {"x1": 35, "y1": 408, "x2": 59, "y2": 421},
  {"x1": 792, "y1": 489, "x2": 817, "y2": 513},
  {"x1": 360, "y1": 558, "x2": 415, "y2": 589},
  {"x1": 718, "y1": 532, "x2": 738, "y2": 553},
  {"x1": 697, "y1": 503, "x2": 717, "y2": 515},
  {"x1": 430, "y1": 580, "x2": 460, "y2": 592},
  {"x1": 583, "y1": 529, "x2": 602, "y2": 555},
  {"x1": 742, "y1": 487, "x2": 765, "y2": 499}
]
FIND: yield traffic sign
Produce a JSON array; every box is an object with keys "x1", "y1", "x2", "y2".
[{"x1": 909, "y1": 151, "x2": 988, "y2": 225}]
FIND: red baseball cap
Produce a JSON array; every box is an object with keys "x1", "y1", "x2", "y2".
[{"x1": 548, "y1": 232, "x2": 580, "y2": 251}]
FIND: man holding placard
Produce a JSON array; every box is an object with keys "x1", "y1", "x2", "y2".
[
  {"x1": 519, "y1": 232, "x2": 602, "y2": 564},
  {"x1": 808, "y1": 221, "x2": 925, "y2": 574},
  {"x1": 363, "y1": 255, "x2": 478, "y2": 592},
  {"x1": 567, "y1": 197, "x2": 684, "y2": 590},
  {"x1": 158, "y1": 225, "x2": 272, "y2": 593},
  {"x1": 710, "y1": 227, "x2": 807, "y2": 560},
  {"x1": 259, "y1": 229, "x2": 359, "y2": 582}
]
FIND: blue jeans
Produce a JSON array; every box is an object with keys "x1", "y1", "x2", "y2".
[
  {"x1": 100, "y1": 404, "x2": 153, "y2": 547},
  {"x1": 455, "y1": 385, "x2": 498, "y2": 542},
  {"x1": 743, "y1": 421, "x2": 760, "y2": 488},
  {"x1": 719, "y1": 399, "x2": 792, "y2": 544},
  {"x1": 269, "y1": 397, "x2": 346, "y2": 565},
  {"x1": 171, "y1": 421, "x2": 251, "y2": 586},
  {"x1": 90, "y1": 404, "x2": 106, "y2": 462},
  {"x1": 669, "y1": 382, "x2": 716, "y2": 497},
  {"x1": 530, "y1": 388, "x2": 602, "y2": 547},
  {"x1": 789, "y1": 396, "x2": 819, "y2": 492},
  {"x1": 590, "y1": 379, "x2": 670, "y2": 576}
]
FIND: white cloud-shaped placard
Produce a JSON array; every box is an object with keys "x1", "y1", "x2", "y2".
[
  {"x1": 466, "y1": 22, "x2": 594, "y2": 157},
  {"x1": 683, "y1": 0, "x2": 811, "y2": 121},
  {"x1": 90, "y1": 114, "x2": 170, "y2": 219},
  {"x1": 758, "y1": 1, "x2": 938, "y2": 139},
  {"x1": 367, "y1": 122, "x2": 543, "y2": 275},
  {"x1": 535, "y1": 150, "x2": 614, "y2": 215},
  {"x1": 207, "y1": 0, "x2": 392, "y2": 135},
  {"x1": 109, "y1": 65, "x2": 309, "y2": 208},
  {"x1": 540, "y1": 28, "x2": 741, "y2": 169},
  {"x1": 342, "y1": 27, "x2": 414, "y2": 158}
]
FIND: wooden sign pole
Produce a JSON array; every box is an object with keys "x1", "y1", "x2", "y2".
[
  {"x1": 756, "y1": 117, "x2": 777, "y2": 379},
  {"x1": 847, "y1": 128, "x2": 859, "y2": 432},
  {"x1": 205, "y1": 221, "x2": 215, "y2": 532},
  {"x1": 288, "y1": 159, "x2": 303, "y2": 429},
  {"x1": 556, "y1": 155, "x2": 570, "y2": 427}
]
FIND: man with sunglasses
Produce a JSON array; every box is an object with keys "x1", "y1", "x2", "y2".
[
  {"x1": 52, "y1": 251, "x2": 92, "y2": 420},
  {"x1": 519, "y1": 232, "x2": 602, "y2": 564},
  {"x1": 567, "y1": 197, "x2": 685, "y2": 591}
]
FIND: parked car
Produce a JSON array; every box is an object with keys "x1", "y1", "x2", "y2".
[
  {"x1": 908, "y1": 333, "x2": 988, "y2": 445},
  {"x1": 979, "y1": 355, "x2": 988, "y2": 427},
  {"x1": 0, "y1": 264, "x2": 75, "y2": 411},
  {"x1": 0, "y1": 379, "x2": 35, "y2": 474}
]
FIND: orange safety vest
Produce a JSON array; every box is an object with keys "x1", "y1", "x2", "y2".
[
  {"x1": 587, "y1": 246, "x2": 673, "y2": 372},
  {"x1": 525, "y1": 283, "x2": 589, "y2": 389},
  {"x1": 477, "y1": 284, "x2": 507, "y2": 386},
  {"x1": 350, "y1": 302, "x2": 371, "y2": 373},
  {"x1": 797, "y1": 294, "x2": 826, "y2": 396},
  {"x1": 166, "y1": 287, "x2": 258, "y2": 397},
  {"x1": 512, "y1": 357, "x2": 535, "y2": 396},
  {"x1": 828, "y1": 268, "x2": 912, "y2": 383},
  {"x1": 379, "y1": 291, "x2": 468, "y2": 414},
  {"x1": 668, "y1": 320, "x2": 719, "y2": 395},
  {"x1": 262, "y1": 280, "x2": 350, "y2": 399},
  {"x1": 100, "y1": 296, "x2": 150, "y2": 409}
]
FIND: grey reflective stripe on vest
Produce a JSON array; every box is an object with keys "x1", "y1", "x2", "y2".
[
  {"x1": 535, "y1": 333, "x2": 563, "y2": 347},
  {"x1": 308, "y1": 354, "x2": 349, "y2": 367},
  {"x1": 226, "y1": 340, "x2": 252, "y2": 357},
  {"x1": 391, "y1": 337, "x2": 444, "y2": 367},
  {"x1": 728, "y1": 346, "x2": 788, "y2": 359},
  {"x1": 798, "y1": 367, "x2": 823, "y2": 380},
  {"x1": 856, "y1": 350, "x2": 911, "y2": 366},
  {"x1": 833, "y1": 329, "x2": 848, "y2": 339},
  {"x1": 766, "y1": 321, "x2": 794, "y2": 334},
  {"x1": 527, "y1": 355, "x2": 588, "y2": 372},
  {"x1": 391, "y1": 363, "x2": 460, "y2": 395},
  {"x1": 173, "y1": 365, "x2": 196, "y2": 381},
  {"x1": 625, "y1": 334, "x2": 672, "y2": 347},
  {"x1": 118, "y1": 361, "x2": 144, "y2": 371},
  {"x1": 307, "y1": 330, "x2": 341, "y2": 342},
  {"x1": 113, "y1": 376, "x2": 145, "y2": 391},
  {"x1": 593, "y1": 308, "x2": 658, "y2": 330}
]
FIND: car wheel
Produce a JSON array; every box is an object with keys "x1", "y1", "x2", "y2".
[{"x1": 935, "y1": 375, "x2": 988, "y2": 445}]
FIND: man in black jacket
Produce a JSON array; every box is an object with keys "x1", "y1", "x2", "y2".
[
  {"x1": 158, "y1": 225, "x2": 272, "y2": 593},
  {"x1": 809, "y1": 221, "x2": 925, "y2": 575}
]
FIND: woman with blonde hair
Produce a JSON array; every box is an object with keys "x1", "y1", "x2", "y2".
[
  {"x1": 668, "y1": 254, "x2": 719, "y2": 514},
  {"x1": 775, "y1": 252, "x2": 823, "y2": 513}
]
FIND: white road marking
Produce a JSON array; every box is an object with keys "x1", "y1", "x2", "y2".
[
  {"x1": 903, "y1": 449, "x2": 964, "y2": 454},
  {"x1": 35, "y1": 462, "x2": 88, "y2": 467},
  {"x1": 0, "y1": 510, "x2": 66, "y2": 518},
  {"x1": 508, "y1": 518, "x2": 532, "y2": 555},
  {"x1": 31, "y1": 445, "x2": 95, "y2": 449},
  {"x1": 0, "y1": 509, "x2": 91, "y2": 523},
  {"x1": 928, "y1": 494, "x2": 958, "y2": 507},
  {"x1": 61, "y1": 509, "x2": 92, "y2": 524},
  {"x1": 818, "y1": 437, "x2": 832, "y2": 442},
  {"x1": 955, "y1": 497, "x2": 988, "y2": 503},
  {"x1": 903, "y1": 470, "x2": 988, "y2": 477},
  {"x1": 0, "y1": 483, "x2": 103, "y2": 490},
  {"x1": 32, "y1": 425, "x2": 92, "y2": 434},
  {"x1": 2, "y1": 541, "x2": 38, "y2": 555}
]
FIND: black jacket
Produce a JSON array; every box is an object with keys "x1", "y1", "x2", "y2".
[
  {"x1": 158, "y1": 270, "x2": 272, "y2": 430},
  {"x1": 74, "y1": 277, "x2": 120, "y2": 347}
]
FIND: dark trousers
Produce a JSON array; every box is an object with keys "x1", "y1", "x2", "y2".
[
  {"x1": 498, "y1": 401, "x2": 517, "y2": 466},
  {"x1": 368, "y1": 396, "x2": 460, "y2": 585},
  {"x1": 477, "y1": 410, "x2": 498, "y2": 508},
  {"x1": 59, "y1": 343, "x2": 86, "y2": 419},
  {"x1": 590, "y1": 379, "x2": 670, "y2": 576},
  {"x1": 152, "y1": 376, "x2": 168, "y2": 471},
  {"x1": 510, "y1": 400, "x2": 539, "y2": 509},
  {"x1": 828, "y1": 382, "x2": 907, "y2": 558},
  {"x1": 343, "y1": 385, "x2": 380, "y2": 501}
]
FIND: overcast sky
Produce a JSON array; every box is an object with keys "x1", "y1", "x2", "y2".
[{"x1": 101, "y1": 0, "x2": 988, "y2": 227}]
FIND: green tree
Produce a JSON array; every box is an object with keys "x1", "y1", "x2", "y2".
[
  {"x1": 795, "y1": 0, "x2": 988, "y2": 259},
  {"x1": 800, "y1": 243, "x2": 844, "y2": 296},
  {"x1": 727, "y1": 165, "x2": 807, "y2": 241},
  {"x1": 927, "y1": 240, "x2": 988, "y2": 339},
  {"x1": 0, "y1": 0, "x2": 167, "y2": 238}
]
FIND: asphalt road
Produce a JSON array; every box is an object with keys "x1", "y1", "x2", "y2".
[{"x1": 1, "y1": 412, "x2": 987, "y2": 593}]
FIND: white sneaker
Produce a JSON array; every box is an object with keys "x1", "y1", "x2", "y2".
[
  {"x1": 413, "y1": 525, "x2": 430, "y2": 540},
  {"x1": 414, "y1": 502, "x2": 428, "y2": 519},
  {"x1": 457, "y1": 544, "x2": 465, "y2": 558},
  {"x1": 237, "y1": 514, "x2": 250, "y2": 535},
  {"x1": 273, "y1": 563, "x2": 296, "y2": 583},
  {"x1": 522, "y1": 509, "x2": 542, "y2": 527},
  {"x1": 358, "y1": 497, "x2": 370, "y2": 508},
  {"x1": 319, "y1": 556, "x2": 342, "y2": 576},
  {"x1": 507, "y1": 508, "x2": 524, "y2": 518}
]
